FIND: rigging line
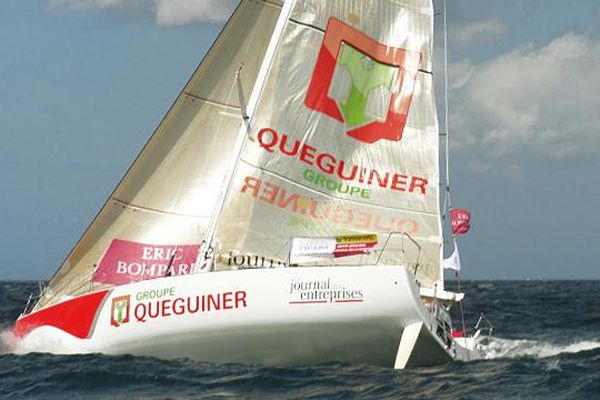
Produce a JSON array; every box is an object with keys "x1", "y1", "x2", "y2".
[
  {"x1": 196, "y1": 61, "x2": 242, "y2": 261},
  {"x1": 443, "y1": 1, "x2": 468, "y2": 334}
]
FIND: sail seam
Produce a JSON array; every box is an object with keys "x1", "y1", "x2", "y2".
[
  {"x1": 111, "y1": 197, "x2": 210, "y2": 219},
  {"x1": 238, "y1": 159, "x2": 438, "y2": 218},
  {"x1": 183, "y1": 91, "x2": 241, "y2": 111}
]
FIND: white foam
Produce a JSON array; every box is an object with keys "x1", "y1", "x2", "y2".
[
  {"x1": 0, "y1": 328, "x2": 17, "y2": 354},
  {"x1": 484, "y1": 337, "x2": 600, "y2": 360},
  {"x1": 10, "y1": 325, "x2": 90, "y2": 356}
]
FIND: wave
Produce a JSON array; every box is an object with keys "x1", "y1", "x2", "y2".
[{"x1": 484, "y1": 337, "x2": 600, "y2": 359}]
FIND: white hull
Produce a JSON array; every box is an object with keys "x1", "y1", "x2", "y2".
[{"x1": 15, "y1": 266, "x2": 465, "y2": 368}]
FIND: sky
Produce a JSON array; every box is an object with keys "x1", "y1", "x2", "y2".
[{"x1": 1, "y1": 0, "x2": 599, "y2": 280}]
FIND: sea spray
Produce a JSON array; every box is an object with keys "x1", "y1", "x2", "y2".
[
  {"x1": 484, "y1": 337, "x2": 600, "y2": 359},
  {"x1": 0, "y1": 327, "x2": 17, "y2": 354}
]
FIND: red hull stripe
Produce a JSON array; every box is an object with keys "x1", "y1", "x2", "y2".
[{"x1": 14, "y1": 290, "x2": 109, "y2": 339}]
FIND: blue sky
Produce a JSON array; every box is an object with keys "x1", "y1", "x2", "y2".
[{"x1": 1, "y1": 0, "x2": 599, "y2": 280}]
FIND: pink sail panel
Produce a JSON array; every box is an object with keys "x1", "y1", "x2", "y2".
[
  {"x1": 450, "y1": 209, "x2": 471, "y2": 236},
  {"x1": 92, "y1": 239, "x2": 201, "y2": 286}
]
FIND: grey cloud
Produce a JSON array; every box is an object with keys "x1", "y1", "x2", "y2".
[
  {"x1": 450, "y1": 33, "x2": 600, "y2": 163},
  {"x1": 450, "y1": 18, "x2": 507, "y2": 49}
]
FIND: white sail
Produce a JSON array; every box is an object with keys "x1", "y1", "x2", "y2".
[
  {"x1": 213, "y1": 0, "x2": 443, "y2": 287},
  {"x1": 36, "y1": 0, "x2": 285, "y2": 310}
]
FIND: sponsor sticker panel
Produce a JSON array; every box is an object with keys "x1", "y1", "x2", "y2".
[
  {"x1": 288, "y1": 277, "x2": 364, "y2": 305},
  {"x1": 108, "y1": 286, "x2": 248, "y2": 328},
  {"x1": 92, "y1": 239, "x2": 202, "y2": 286}
]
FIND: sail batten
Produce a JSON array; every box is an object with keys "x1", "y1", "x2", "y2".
[
  {"x1": 181, "y1": 92, "x2": 242, "y2": 111},
  {"x1": 111, "y1": 198, "x2": 212, "y2": 219}
]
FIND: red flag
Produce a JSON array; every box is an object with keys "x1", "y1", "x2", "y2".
[{"x1": 450, "y1": 208, "x2": 471, "y2": 235}]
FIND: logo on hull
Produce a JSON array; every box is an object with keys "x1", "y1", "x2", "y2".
[
  {"x1": 305, "y1": 18, "x2": 422, "y2": 144},
  {"x1": 110, "y1": 295, "x2": 131, "y2": 327},
  {"x1": 288, "y1": 277, "x2": 364, "y2": 305}
]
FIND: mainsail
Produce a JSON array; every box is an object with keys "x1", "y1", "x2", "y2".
[
  {"x1": 213, "y1": 0, "x2": 443, "y2": 287},
  {"x1": 35, "y1": 0, "x2": 285, "y2": 310}
]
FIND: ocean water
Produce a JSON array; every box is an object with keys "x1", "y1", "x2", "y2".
[{"x1": 2, "y1": 280, "x2": 600, "y2": 399}]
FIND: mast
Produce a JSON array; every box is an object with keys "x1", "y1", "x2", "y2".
[
  {"x1": 200, "y1": 0, "x2": 298, "y2": 267},
  {"x1": 440, "y1": 0, "x2": 452, "y2": 290}
]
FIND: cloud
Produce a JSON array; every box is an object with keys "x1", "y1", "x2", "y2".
[
  {"x1": 45, "y1": 0, "x2": 147, "y2": 12},
  {"x1": 447, "y1": 59, "x2": 476, "y2": 90},
  {"x1": 449, "y1": 33, "x2": 600, "y2": 162},
  {"x1": 154, "y1": 0, "x2": 237, "y2": 26},
  {"x1": 44, "y1": 0, "x2": 238, "y2": 26},
  {"x1": 451, "y1": 18, "x2": 507, "y2": 48}
]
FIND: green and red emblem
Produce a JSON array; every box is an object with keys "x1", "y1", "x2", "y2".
[{"x1": 305, "y1": 18, "x2": 422, "y2": 144}]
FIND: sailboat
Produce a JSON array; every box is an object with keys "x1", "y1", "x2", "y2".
[{"x1": 12, "y1": 0, "x2": 488, "y2": 368}]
